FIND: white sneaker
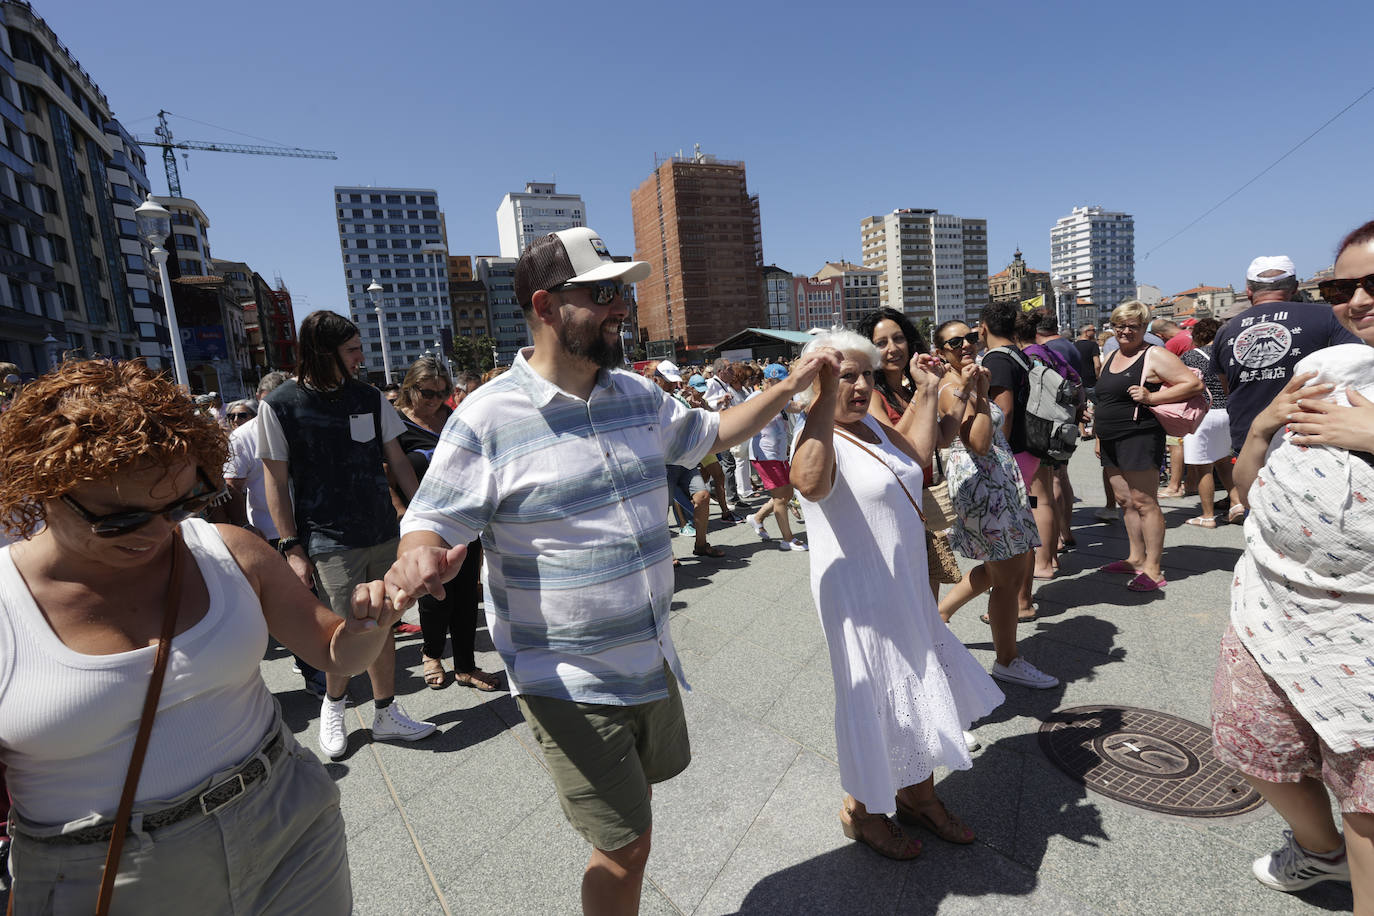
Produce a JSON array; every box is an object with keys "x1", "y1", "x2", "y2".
[
  {"x1": 781, "y1": 538, "x2": 808, "y2": 551},
  {"x1": 371, "y1": 701, "x2": 437, "y2": 743},
  {"x1": 991, "y1": 657, "x2": 1060, "y2": 689},
  {"x1": 963, "y1": 730, "x2": 982, "y2": 751},
  {"x1": 1253, "y1": 830, "x2": 1350, "y2": 891},
  {"x1": 319, "y1": 695, "x2": 348, "y2": 759}
]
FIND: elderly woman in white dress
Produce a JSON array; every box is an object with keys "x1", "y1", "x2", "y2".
[{"x1": 791, "y1": 330, "x2": 1003, "y2": 860}]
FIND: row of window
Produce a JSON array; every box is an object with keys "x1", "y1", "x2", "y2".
[
  {"x1": 337, "y1": 208, "x2": 438, "y2": 221},
  {"x1": 336, "y1": 193, "x2": 436, "y2": 206},
  {"x1": 339, "y1": 223, "x2": 440, "y2": 236},
  {"x1": 342, "y1": 239, "x2": 437, "y2": 250}
]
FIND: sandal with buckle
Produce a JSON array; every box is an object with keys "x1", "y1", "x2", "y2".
[
  {"x1": 422, "y1": 654, "x2": 448, "y2": 690},
  {"x1": 840, "y1": 807, "x2": 921, "y2": 860},
  {"x1": 455, "y1": 668, "x2": 503, "y2": 692},
  {"x1": 895, "y1": 796, "x2": 975, "y2": 844}
]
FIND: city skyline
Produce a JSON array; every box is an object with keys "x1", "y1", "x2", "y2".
[{"x1": 37, "y1": 0, "x2": 1374, "y2": 339}]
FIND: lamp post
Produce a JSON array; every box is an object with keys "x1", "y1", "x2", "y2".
[
  {"x1": 42, "y1": 333, "x2": 59, "y2": 370},
  {"x1": 134, "y1": 194, "x2": 189, "y2": 388},
  {"x1": 367, "y1": 280, "x2": 392, "y2": 384},
  {"x1": 1051, "y1": 275, "x2": 1069, "y2": 336}
]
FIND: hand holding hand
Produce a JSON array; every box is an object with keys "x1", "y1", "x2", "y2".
[
  {"x1": 791, "y1": 346, "x2": 842, "y2": 395},
  {"x1": 1251, "y1": 372, "x2": 1329, "y2": 443},
  {"x1": 345, "y1": 579, "x2": 402, "y2": 633},
  {"x1": 1288, "y1": 386, "x2": 1374, "y2": 451},
  {"x1": 910, "y1": 353, "x2": 945, "y2": 395},
  {"x1": 383, "y1": 543, "x2": 468, "y2": 611}
]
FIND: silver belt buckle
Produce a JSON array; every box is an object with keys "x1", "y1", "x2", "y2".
[{"x1": 200, "y1": 773, "x2": 246, "y2": 815}]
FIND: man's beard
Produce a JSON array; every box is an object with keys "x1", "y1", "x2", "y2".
[{"x1": 559, "y1": 311, "x2": 624, "y2": 369}]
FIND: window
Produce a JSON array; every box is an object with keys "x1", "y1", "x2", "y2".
[
  {"x1": 49, "y1": 234, "x2": 68, "y2": 263},
  {"x1": 349, "y1": 194, "x2": 362, "y2": 203},
  {"x1": 29, "y1": 135, "x2": 48, "y2": 165},
  {"x1": 39, "y1": 185, "x2": 58, "y2": 214},
  {"x1": 173, "y1": 234, "x2": 198, "y2": 251}
]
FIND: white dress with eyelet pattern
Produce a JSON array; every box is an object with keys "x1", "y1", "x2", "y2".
[{"x1": 796, "y1": 416, "x2": 1003, "y2": 812}]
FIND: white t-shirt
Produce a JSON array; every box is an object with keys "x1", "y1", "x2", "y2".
[
  {"x1": 256, "y1": 389, "x2": 405, "y2": 462},
  {"x1": 703, "y1": 378, "x2": 743, "y2": 411},
  {"x1": 223, "y1": 418, "x2": 279, "y2": 539}
]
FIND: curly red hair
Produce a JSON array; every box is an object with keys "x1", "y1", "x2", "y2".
[{"x1": 0, "y1": 360, "x2": 228, "y2": 538}]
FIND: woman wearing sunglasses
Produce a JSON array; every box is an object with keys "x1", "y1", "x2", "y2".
[
  {"x1": 1211, "y1": 221, "x2": 1374, "y2": 904},
  {"x1": 392, "y1": 357, "x2": 501, "y2": 693},
  {"x1": 0, "y1": 360, "x2": 405, "y2": 914}
]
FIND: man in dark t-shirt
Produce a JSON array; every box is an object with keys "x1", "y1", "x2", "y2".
[
  {"x1": 1035, "y1": 312, "x2": 1083, "y2": 378},
  {"x1": 1073, "y1": 324, "x2": 1101, "y2": 390},
  {"x1": 1212, "y1": 256, "x2": 1359, "y2": 454}
]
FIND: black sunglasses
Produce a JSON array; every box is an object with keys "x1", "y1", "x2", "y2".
[
  {"x1": 939, "y1": 332, "x2": 980, "y2": 349},
  {"x1": 551, "y1": 279, "x2": 624, "y2": 305},
  {"x1": 227, "y1": 412, "x2": 254, "y2": 423},
  {"x1": 61, "y1": 469, "x2": 223, "y2": 538},
  {"x1": 415, "y1": 388, "x2": 448, "y2": 400},
  {"x1": 1318, "y1": 273, "x2": 1374, "y2": 305}
]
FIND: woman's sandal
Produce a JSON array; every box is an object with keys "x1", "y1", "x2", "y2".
[
  {"x1": 1185, "y1": 516, "x2": 1217, "y2": 528},
  {"x1": 895, "y1": 796, "x2": 975, "y2": 844},
  {"x1": 455, "y1": 668, "x2": 502, "y2": 692},
  {"x1": 840, "y1": 807, "x2": 921, "y2": 860},
  {"x1": 422, "y1": 655, "x2": 448, "y2": 690},
  {"x1": 692, "y1": 544, "x2": 726, "y2": 559}
]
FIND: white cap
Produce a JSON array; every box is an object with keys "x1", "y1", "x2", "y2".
[
  {"x1": 655, "y1": 359, "x2": 683, "y2": 383},
  {"x1": 1246, "y1": 255, "x2": 1296, "y2": 282},
  {"x1": 554, "y1": 227, "x2": 651, "y2": 285}
]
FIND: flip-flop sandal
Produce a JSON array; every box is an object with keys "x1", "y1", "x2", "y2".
[
  {"x1": 1185, "y1": 516, "x2": 1217, "y2": 528},
  {"x1": 895, "y1": 798, "x2": 975, "y2": 844},
  {"x1": 1228, "y1": 505, "x2": 1247, "y2": 523},
  {"x1": 981, "y1": 609, "x2": 1039, "y2": 625},
  {"x1": 692, "y1": 545, "x2": 726, "y2": 558},
  {"x1": 1127, "y1": 572, "x2": 1167, "y2": 592}
]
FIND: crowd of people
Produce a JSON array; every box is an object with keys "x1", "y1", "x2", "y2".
[{"x1": 0, "y1": 219, "x2": 1371, "y2": 914}]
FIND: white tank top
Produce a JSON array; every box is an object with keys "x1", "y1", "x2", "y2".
[{"x1": 0, "y1": 518, "x2": 276, "y2": 825}]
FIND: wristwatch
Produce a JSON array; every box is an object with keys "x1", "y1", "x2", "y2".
[{"x1": 276, "y1": 536, "x2": 303, "y2": 555}]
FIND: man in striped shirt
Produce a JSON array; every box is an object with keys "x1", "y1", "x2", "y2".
[{"x1": 386, "y1": 227, "x2": 837, "y2": 915}]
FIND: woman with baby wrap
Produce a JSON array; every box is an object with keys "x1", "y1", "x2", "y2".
[{"x1": 1210, "y1": 220, "x2": 1374, "y2": 906}]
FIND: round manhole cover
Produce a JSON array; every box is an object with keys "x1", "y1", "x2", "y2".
[{"x1": 1038, "y1": 705, "x2": 1264, "y2": 818}]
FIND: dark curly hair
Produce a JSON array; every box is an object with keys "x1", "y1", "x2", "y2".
[
  {"x1": 855, "y1": 307, "x2": 929, "y2": 413},
  {"x1": 0, "y1": 360, "x2": 228, "y2": 537}
]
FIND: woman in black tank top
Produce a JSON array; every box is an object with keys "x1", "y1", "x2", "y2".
[{"x1": 1093, "y1": 303, "x2": 1204, "y2": 592}]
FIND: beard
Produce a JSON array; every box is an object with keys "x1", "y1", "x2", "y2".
[{"x1": 559, "y1": 309, "x2": 624, "y2": 369}]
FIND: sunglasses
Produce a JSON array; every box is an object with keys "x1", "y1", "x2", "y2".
[
  {"x1": 939, "y1": 332, "x2": 980, "y2": 349},
  {"x1": 61, "y1": 469, "x2": 223, "y2": 538},
  {"x1": 552, "y1": 279, "x2": 624, "y2": 305},
  {"x1": 415, "y1": 388, "x2": 448, "y2": 400},
  {"x1": 1318, "y1": 273, "x2": 1374, "y2": 305},
  {"x1": 1112, "y1": 324, "x2": 1143, "y2": 332},
  {"x1": 227, "y1": 412, "x2": 254, "y2": 424}
]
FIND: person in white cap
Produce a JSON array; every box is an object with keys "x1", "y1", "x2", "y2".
[
  {"x1": 1211, "y1": 256, "x2": 1359, "y2": 510},
  {"x1": 383, "y1": 227, "x2": 841, "y2": 915}
]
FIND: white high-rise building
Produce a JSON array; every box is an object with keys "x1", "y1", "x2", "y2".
[
  {"x1": 496, "y1": 182, "x2": 586, "y2": 258},
  {"x1": 333, "y1": 186, "x2": 450, "y2": 381},
  {"x1": 476, "y1": 256, "x2": 524, "y2": 366},
  {"x1": 859, "y1": 209, "x2": 988, "y2": 324},
  {"x1": 1050, "y1": 206, "x2": 1135, "y2": 326}
]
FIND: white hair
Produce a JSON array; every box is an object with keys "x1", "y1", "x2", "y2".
[{"x1": 795, "y1": 327, "x2": 881, "y2": 409}]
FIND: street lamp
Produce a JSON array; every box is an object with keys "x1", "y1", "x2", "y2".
[
  {"x1": 1051, "y1": 275, "x2": 1070, "y2": 335},
  {"x1": 134, "y1": 194, "x2": 189, "y2": 388},
  {"x1": 42, "y1": 333, "x2": 59, "y2": 370},
  {"x1": 367, "y1": 280, "x2": 392, "y2": 384}
]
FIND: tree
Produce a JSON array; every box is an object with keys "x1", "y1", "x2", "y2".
[
  {"x1": 450, "y1": 335, "x2": 496, "y2": 374},
  {"x1": 914, "y1": 317, "x2": 934, "y2": 350}
]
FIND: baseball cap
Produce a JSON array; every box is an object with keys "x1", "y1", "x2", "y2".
[
  {"x1": 656, "y1": 359, "x2": 683, "y2": 383},
  {"x1": 1246, "y1": 255, "x2": 1296, "y2": 282},
  {"x1": 687, "y1": 373, "x2": 707, "y2": 392},
  {"x1": 514, "y1": 227, "x2": 651, "y2": 309},
  {"x1": 763, "y1": 363, "x2": 788, "y2": 380}
]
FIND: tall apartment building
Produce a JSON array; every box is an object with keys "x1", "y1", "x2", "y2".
[
  {"x1": 333, "y1": 186, "x2": 450, "y2": 381},
  {"x1": 102, "y1": 120, "x2": 170, "y2": 370},
  {"x1": 860, "y1": 209, "x2": 988, "y2": 324},
  {"x1": 814, "y1": 261, "x2": 881, "y2": 325},
  {"x1": 1050, "y1": 206, "x2": 1135, "y2": 326},
  {"x1": 447, "y1": 255, "x2": 488, "y2": 340},
  {"x1": 631, "y1": 147, "x2": 764, "y2": 352},
  {"x1": 475, "y1": 256, "x2": 522, "y2": 365},
  {"x1": 5, "y1": 1, "x2": 140, "y2": 366},
  {"x1": 496, "y1": 181, "x2": 586, "y2": 258},
  {"x1": 761, "y1": 265, "x2": 794, "y2": 331}
]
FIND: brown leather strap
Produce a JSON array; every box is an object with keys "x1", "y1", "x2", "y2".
[
  {"x1": 95, "y1": 528, "x2": 185, "y2": 916},
  {"x1": 833, "y1": 427, "x2": 926, "y2": 523}
]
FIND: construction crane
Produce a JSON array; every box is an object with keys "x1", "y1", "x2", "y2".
[{"x1": 134, "y1": 110, "x2": 337, "y2": 197}]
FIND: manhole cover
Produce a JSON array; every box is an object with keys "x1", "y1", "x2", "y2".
[{"x1": 1038, "y1": 705, "x2": 1264, "y2": 818}]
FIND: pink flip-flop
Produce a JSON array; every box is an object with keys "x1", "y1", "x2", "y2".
[
  {"x1": 1127, "y1": 572, "x2": 1167, "y2": 592},
  {"x1": 1099, "y1": 560, "x2": 1138, "y2": 574}
]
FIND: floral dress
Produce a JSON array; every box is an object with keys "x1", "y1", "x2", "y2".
[{"x1": 944, "y1": 398, "x2": 1040, "y2": 561}]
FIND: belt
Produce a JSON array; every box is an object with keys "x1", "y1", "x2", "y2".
[{"x1": 23, "y1": 731, "x2": 285, "y2": 847}]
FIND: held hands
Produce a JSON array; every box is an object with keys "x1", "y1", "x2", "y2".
[
  {"x1": 382, "y1": 543, "x2": 469, "y2": 611},
  {"x1": 1250, "y1": 372, "x2": 1331, "y2": 443},
  {"x1": 1288, "y1": 386, "x2": 1374, "y2": 452},
  {"x1": 344, "y1": 580, "x2": 403, "y2": 634},
  {"x1": 909, "y1": 353, "x2": 946, "y2": 396},
  {"x1": 791, "y1": 346, "x2": 843, "y2": 396}
]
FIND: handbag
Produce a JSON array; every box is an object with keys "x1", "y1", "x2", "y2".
[
  {"x1": 922, "y1": 450, "x2": 954, "y2": 532},
  {"x1": 1136, "y1": 346, "x2": 1210, "y2": 437}
]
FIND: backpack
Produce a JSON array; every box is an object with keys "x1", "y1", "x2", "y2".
[{"x1": 989, "y1": 346, "x2": 1081, "y2": 461}]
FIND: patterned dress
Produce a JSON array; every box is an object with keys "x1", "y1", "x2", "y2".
[{"x1": 944, "y1": 399, "x2": 1040, "y2": 561}]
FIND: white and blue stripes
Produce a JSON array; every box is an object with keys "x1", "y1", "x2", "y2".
[{"x1": 401, "y1": 349, "x2": 719, "y2": 706}]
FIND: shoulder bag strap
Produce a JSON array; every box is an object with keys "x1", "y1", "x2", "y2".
[
  {"x1": 1133, "y1": 345, "x2": 1152, "y2": 423},
  {"x1": 95, "y1": 528, "x2": 186, "y2": 916},
  {"x1": 832, "y1": 428, "x2": 925, "y2": 523}
]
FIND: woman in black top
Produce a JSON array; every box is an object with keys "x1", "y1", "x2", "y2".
[
  {"x1": 393, "y1": 358, "x2": 500, "y2": 692},
  {"x1": 1094, "y1": 301, "x2": 1203, "y2": 591}
]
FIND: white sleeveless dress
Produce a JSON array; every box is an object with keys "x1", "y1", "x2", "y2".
[{"x1": 797, "y1": 416, "x2": 1004, "y2": 811}]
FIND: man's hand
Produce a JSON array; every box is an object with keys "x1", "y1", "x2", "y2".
[
  {"x1": 384, "y1": 543, "x2": 469, "y2": 610},
  {"x1": 345, "y1": 579, "x2": 402, "y2": 633},
  {"x1": 1250, "y1": 372, "x2": 1329, "y2": 444},
  {"x1": 784, "y1": 347, "x2": 842, "y2": 396},
  {"x1": 1288, "y1": 387, "x2": 1374, "y2": 452},
  {"x1": 285, "y1": 550, "x2": 315, "y2": 591}
]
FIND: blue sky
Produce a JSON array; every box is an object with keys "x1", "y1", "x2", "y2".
[{"x1": 48, "y1": 0, "x2": 1374, "y2": 321}]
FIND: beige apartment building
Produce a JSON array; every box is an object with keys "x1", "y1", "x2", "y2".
[{"x1": 860, "y1": 209, "x2": 988, "y2": 324}]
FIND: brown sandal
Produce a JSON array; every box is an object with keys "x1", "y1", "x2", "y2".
[
  {"x1": 840, "y1": 807, "x2": 921, "y2": 860},
  {"x1": 895, "y1": 796, "x2": 975, "y2": 844},
  {"x1": 455, "y1": 668, "x2": 502, "y2": 692},
  {"x1": 422, "y1": 655, "x2": 448, "y2": 689}
]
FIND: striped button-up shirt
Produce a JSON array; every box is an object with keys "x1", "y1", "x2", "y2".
[{"x1": 400, "y1": 349, "x2": 719, "y2": 705}]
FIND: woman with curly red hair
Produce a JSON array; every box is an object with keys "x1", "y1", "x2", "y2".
[{"x1": 0, "y1": 359, "x2": 399, "y2": 914}]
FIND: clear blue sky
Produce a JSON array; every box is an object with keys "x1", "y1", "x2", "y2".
[{"x1": 47, "y1": 0, "x2": 1374, "y2": 321}]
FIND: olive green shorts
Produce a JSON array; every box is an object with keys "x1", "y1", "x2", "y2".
[
  {"x1": 312, "y1": 538, "x2": 399, "y2": 619},
  {"x1": 517, "y1": 669, "x2": 690, "y2": 852}
]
